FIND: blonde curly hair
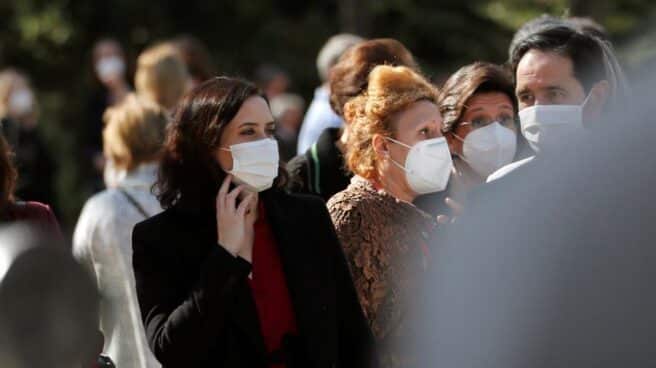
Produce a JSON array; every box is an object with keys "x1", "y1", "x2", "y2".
[{"x1": 344, "y1": 65, "x2": 439, "y2": 180}]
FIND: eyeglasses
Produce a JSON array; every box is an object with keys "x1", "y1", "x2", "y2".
[{"x1": 459, "y1": 115, "x2": 517, "y2": 130}]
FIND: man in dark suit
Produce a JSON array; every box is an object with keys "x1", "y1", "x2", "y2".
[{"x1": 408, "y1": 61, "x2": 656, "y2": 368}]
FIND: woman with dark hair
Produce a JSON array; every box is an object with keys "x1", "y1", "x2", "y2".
[
  {"x1": 415, "y1": 62, "x2": 522, "y2": 217},
  {"x1": 132, "y1": 77, "x2": 375, "y2": 368},
  {"x1": 440, "y1": 62, "x2": 524, "y2": 187},
  {"x1": 0, "y1": 134, "x2": 61, "y2": 236}
]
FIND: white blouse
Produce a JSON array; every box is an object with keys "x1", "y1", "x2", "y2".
[{"x1": 73, "y1": 163, "x2": 162, "y2": 368}]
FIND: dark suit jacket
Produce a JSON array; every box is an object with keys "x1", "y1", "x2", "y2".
[
  {"x1": 286, "y1": 128, "x2": 351, "y2": 202},
  {"x1": 132, "y1": 189, "x2": 375, "y2": 368}
]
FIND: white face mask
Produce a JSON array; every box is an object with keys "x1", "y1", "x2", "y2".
[
  {"x1": 454, "y1": 122, "x2": 517, "y2": 178},
  {"x1": 220, "y1": 138, "x2": 279, "y2": 192},
  {"x1": 8, "y1": 89, "x2": 34, "y2": 117},
  {"x1": 95, "y1": 56, "x2": 126, "y2": 82},
  {"x1": 519, "y1": 92, "x2": 591, "y2": 153},
  {"x1": 385, "y1": 136, "x2": 453, "y2": 195}
]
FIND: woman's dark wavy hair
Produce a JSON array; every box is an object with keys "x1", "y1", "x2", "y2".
[{"x1": 156, "y1": 76, "x2": 287, "y2": 210}]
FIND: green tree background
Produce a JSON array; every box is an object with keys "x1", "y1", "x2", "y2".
[{"x1": 0, "y1": 0, "x2": 654, "y2": 234}]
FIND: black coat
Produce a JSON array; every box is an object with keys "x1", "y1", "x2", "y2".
[
  {"x1": 132, "y1": 189, "x2": 375, "y2": 368},
  {"x1": 286, "y1": 128, "x2": 351, "y2": 202}
]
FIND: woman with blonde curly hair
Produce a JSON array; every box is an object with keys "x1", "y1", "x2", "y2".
[{"x1": 327, "y1": 65, "x2": 453, "y2": 366}]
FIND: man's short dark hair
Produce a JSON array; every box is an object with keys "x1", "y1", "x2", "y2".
[{"x1": 510, "y1": 24, "x2": 607, "y2": 93}]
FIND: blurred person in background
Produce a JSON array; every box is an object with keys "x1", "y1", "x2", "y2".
[
  {"x1": 254, "y1": 63, "x2": 290, "y2": 100},
  {"x1": 103, "y1": 42, "x2": 189, "y2": 187},
  {"x1": 172, "y1": 34, "x2": 216, "y2": 88},
  {"x1": 84, "y1": 38, "x2": 131, "y2": 191},
  {"x1": 328, "y1": 65, "x2": 449, "y2": 367},
  {"x1": 287, "y1": 38, "x2": 418, "y2": 201},
  {"x1": 0, "y1": 68, "x2": 56, "y2": 207},
  {"x1": 270, "y1": 93, "x2": 305, "y2": 162},
  {"x1": 74, "y1": 94, "x2": 167, "y2": 368},
  {"x1": 0, "y1": 133, "x2": 61, "y2": 237},
  {"x1": 0, "y1": 225, "x2": 109, "y2": 368},
  {"x1": 134, "y1": 42, "x2": 191, "y2": 113},
  {"x1": 132, "y1": 77, "x2": 375, "y2": 367},
  {"x1": 296, "y1": 33, "x2": 364, "y2": 154},
  {"x1": 490, "y1": 19, "x2": 628, "y2": 181}
]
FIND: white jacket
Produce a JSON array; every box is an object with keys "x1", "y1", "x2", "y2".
[{"x1": 73, "y1": 163, "x2": 162, "y2": 368}]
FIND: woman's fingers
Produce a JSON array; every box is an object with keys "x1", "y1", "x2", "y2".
[
  {"x1": 225, "y1": 185, "x2": 245, "y2": 212},
  {"x1": 236, "y1": 193, "x2": 254, "y2": 217},
  {"x1": 445, "y1": 197, "x2": 464, "y2": 216},
  {"x1": 217, "y1": 174, "x2": 232, "y2": 210},
  {"x1": 436, "y1": 215, "x2": 450, "y2": 225}
]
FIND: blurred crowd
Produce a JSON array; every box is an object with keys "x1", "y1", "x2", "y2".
[{"x1": 0, "y1": 12, "x2": 654, "y2": 368}]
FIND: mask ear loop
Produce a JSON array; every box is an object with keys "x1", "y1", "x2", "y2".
[
  {"x1": 447, "y1": 127, "x2": 477, "y2": 173},
  {"x1": 582, "y1": 87, "x2": 594, "y2": 108},
  {"x1": 450, "y1": 130, "x2": 465, "y2": 143},
  {"x1": 218, "y1": 146, "x2": 235, "y2": 174},
  {"x1": 384, "y1": 136, "x2": 412, "y2": 149},
  {"x1": 580, "y1": 87, "x2": 596, "y2": 128},
  {"x1": 382, "y1": 136, "x2": 412, "y2": 174}
]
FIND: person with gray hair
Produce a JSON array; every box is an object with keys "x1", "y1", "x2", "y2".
[{"x1": 296, "y1": 33, "x2": 364, "y2": 154}]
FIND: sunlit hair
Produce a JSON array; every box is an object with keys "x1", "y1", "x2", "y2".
[
  {"x1": 344, "y1": 65, "x2": 439, "y2": 180},
  {"x1": 102, "y1": 94, "x2": 169, "y2": 171},
  {"x1": 135, "y1": 43, "x2": 190, "y2": 110}
]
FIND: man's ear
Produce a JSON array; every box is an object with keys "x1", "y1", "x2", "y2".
[
  {"x1": 583, "y1": 80, "x2": 610, "y2": 124},
  {"x1": 372, "y1": 134, "x2": 389, "y2": 159}
]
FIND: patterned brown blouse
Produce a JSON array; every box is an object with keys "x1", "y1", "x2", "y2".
[{"x1": 327, "y1": 176, "x2": 437, "y2": 366}]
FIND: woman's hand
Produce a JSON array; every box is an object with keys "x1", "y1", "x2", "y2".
[
  {"x1": 436, "y1": 167, "x2": 465, "y2": 225},
  {"x1": 216, "y1": 175, "x2": 257, "y2": 262},
  {"x1": 436, "y1": 196, "x2": 464, "y2": 225}
]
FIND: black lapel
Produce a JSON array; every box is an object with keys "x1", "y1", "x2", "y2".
[
  {"x1": 229, "y1": 280, "x2": 268, "y2": 357},
  {"x1": 262, "y1": 190, "x2": 332, "y2": 365},
  {"x1": 187, "y1": 207, "x2": 268, "y2": 358},
  {"x1": 261, "y1": 190, "x2": 305, "y2": 294}
]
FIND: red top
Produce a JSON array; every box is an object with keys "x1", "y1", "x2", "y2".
[{"x1": 248, "y1": 202, "x2": 298, "y2": 368}]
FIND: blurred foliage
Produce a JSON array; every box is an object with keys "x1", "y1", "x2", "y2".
[{"x1": 0, "y1": 0, "x2": 653, "y2": 234}]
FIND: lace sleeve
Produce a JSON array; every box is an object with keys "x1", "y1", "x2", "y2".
[{"x1": 328, "y1": 196, "x2": 390, "y2": 338}]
